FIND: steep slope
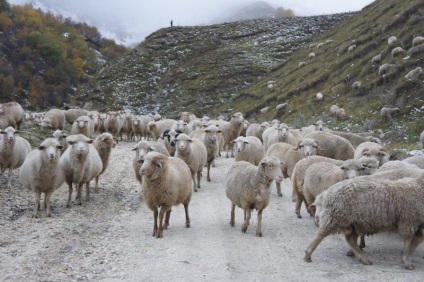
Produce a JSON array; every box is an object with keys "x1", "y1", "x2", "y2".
[
  {"x1": 226, "y1": 0, "x2": 424, "y2": 144},
  {"x1": 78, "y1": 14, "x2": 352, "y2": 115}
]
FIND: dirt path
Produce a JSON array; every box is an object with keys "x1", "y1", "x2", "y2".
[{"x1": 0, "y1": 141, "x2": 423, "y2": 281}]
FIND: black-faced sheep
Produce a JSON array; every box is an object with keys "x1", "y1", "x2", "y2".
[
  {"x1": 304, "y1": 174, "x2": 424, "y2": 270},
  {"x1": 161, "y1": 128, "x2": 183, "y2": 156},
  {"x1": 0, "y1": 126, "x2": 31, "y2": 188},
  {"x1": 226, "y1": 157, "x2": 284, "y2": 237},
  {"x1": 174, "y1": 134, "x2": 207, "y2": 192},
  {"x1": 139, "y1": 152, "x2": 192, "y2": 238},
  {"x1": 147, "y1": 119, "x2": 178, "y2": 141},
  {"x1": 0, "y1": 101, "x2": 25, "y2": 130},
  {"x1": 19, "y1": 138, "x2": 64, "y2": 217}
]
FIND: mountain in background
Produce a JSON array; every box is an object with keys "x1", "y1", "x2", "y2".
[{"x1": 211, "y1": 1, "x2": 278, "y2": 23}]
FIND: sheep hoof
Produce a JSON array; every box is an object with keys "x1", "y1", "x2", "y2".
[
  {"x1": 304, "y1": 256, "x2": 312, "y2": 263},
  {"x1": 256, "y1": 231, "x2": 263, "y2": 237},
  {"x1": 346, "y1": 250, "x2": 354, "y2": 257},
  {"x1": 360, "y1": 257, "x2": 372, "y2": 265},
  {"x1": 291, "y1": 198, "x2": 296, "y2": 202},
  {"x1": 405, "y1": 264, "x2": 414, "y2": 270},
  {"x1": 278, "y1": 193, "x2": 282, "y2": 197},
  {"x1": 241, "y1": 225, "x2": 248, "y2": 233},
  {"x1": 194, "y1": 189, "x2": 198, "y2": 192},
  {"x1": 296, "y1": 213, "x2": 302, "y2": 219},
  {"x1": 230, "y1": 221, "x2": 235, "y2": 227}
]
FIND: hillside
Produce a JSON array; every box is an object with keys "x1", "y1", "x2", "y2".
[
  {"x1": 226, "y1": 0, "x2": 424, "y2": 147},
  {"x1": 78, "y1": 13, "x2": 352, "y2": 114}
]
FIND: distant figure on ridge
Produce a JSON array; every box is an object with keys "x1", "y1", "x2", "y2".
[{"x1": 170, "y1": 19, "x2": 173, "y2": 27}]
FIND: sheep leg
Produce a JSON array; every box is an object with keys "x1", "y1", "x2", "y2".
[
  {"x1": 164, "y1": 210, "x2": 171, "y2": 229},
  {"x1": 95, "y1": 176, "x2": 100, "y2": 193},
  {"x1": 33, "y1": 191, "x2": 41, "y2": 218},
  {"x1": 7, "y1": 168, "x2": 13, "y2": 189},
  {"x1": 191, "y1": 172, "x2": 197, "y2": 192},
  {"x1": 184, "y1": 203, "x2": 190, "y2": 228},
  {"x1": 276, "y1": 181, "x2": 282, "y2": 197},
  {"x1": 152, "y1": 208, "x2": 159, "y2": 237},
  {"x1": 401, "y1": 236, "x2": 415, "y2": 270},
  {"x1": 295, "y1": 195, "x2": 303, "y2": 218},
  {"x1": 76, "y1": 183, "x2": 83, "y2": 205},
  {"x1": 256, "y1": 209, "x2": 263, "y2": 237},
  {"x1": 347, "y1": 235, "x2": 366, "y2": 257},
  {"x1": 241, "y1": 208, "x2": 251, "y2": 233},
  {"x1": 67, "y1": 183, "x2": 73, "y2": 208},
  {"x1": 230, "y1": 204, "x2": 235, "y2": 227},
  {"x1": 157, "y1": 206, "x2": 170, "y2": 238},
  {"x1": 45, "y1": 191, "x2": 53, "y2": 217},
  {"x1": 85, "y1": 182, "x2": 90, "y2": 202},
  {"x1": 304, "y1": 230, "x2": 327, "y2": 262},
  {"x1": 207, "y1": 161, "x2": 212, "y2": 182},
  {"x1": 409, "y1": 229, "x2": 424, "y2": 255},
  {"x1": 291, "y1": 190, "x2": 297, "y2": 202},
  {"x1": 344, "y1": 231, "x2": 372, "y2": 265},
  {"x1": 196, "y1": 171, "x2": 201, "y2": 189}
]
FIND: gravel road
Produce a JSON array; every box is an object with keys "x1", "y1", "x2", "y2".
[{"x1": 0, "y1": 141, "x2": 423, "y2": 281}]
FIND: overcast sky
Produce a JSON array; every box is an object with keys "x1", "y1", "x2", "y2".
[{"x1": 8, "y1": 0, "x2": 375, "y2": 46}]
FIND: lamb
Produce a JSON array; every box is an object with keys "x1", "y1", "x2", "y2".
[
  {"x1": 92, "y1": 133, "x2": 115, "y2": 193},
  {"x1": 232, "y1": 136, "x2": 264, "y2": 166},
  {"x1": 104, "y1": 111, "x2": 122, "y2": 141},
  {"x1": 178, "y1": 112, "x2": 196, "y2": 123},
  {"x1": 391, "y1": 46, "x2": 405, "y2": 57},
  {"x1": 299, "y1": 61, "x2": 306, "y2": 68},
  {"x1": 19, "y1": 138, "x2": 64, "y2": 218},
  {"x1": 161, "y1": 128, "x2": 183, "y2": 156},
  {"x1": 329, "y1": 130, "x2": 381, "y2": 148},
  {"x1": 0, "y1": 101, "x2": 25, "y2": 130},
  {"x1": 292, "y1": 156, "x2": 343, "y2": 218},
  {"x1": 371, "y1": 53, "x2": 382, "y2": 64},
  {"x1": 216, "y1": 112, "x2": 244, "y2": 158},
  {"x1": 380, "y1": 106, "x2": 400, "y2": 120},
  {"x1": 378, "y1": 63, "x2": 396, "y2": 76},
  {"x1": 225, "y1": 157, "x2": 284, "y2": 237},
  {"x1": 403, "y1": 155, "x2": 424, "y2": 169},
  {"x1": 354, "y1": 141, "x2": 389, "y2": 166},
  {"x1": 303, "y1": 159, "x2": 366, "y2": 216},
  {"x1": 387, "y1": 35, "x2": 397, "y2": 46},
  {"x1": 59, "y1": 134, "x2": 103, "y2": 207},
  {"x1": 64, "y1": 108, "x2": 88, "y2": 124},
  {"x1": 351, "y1": 81, "x2": 361, "y2": 89},
  {"x1": 147, "y1": 119, "x2": 178, "y2": 141},
  {"x1": 0, "y1": 126, "x2": 31, "y2": 188},
  {"x1": 246, "y1": 121, "x2": 270, "y2": 142},
  {"x1": 404, "y1": 67, "x2": 422, "y2": 80},
  {"x1": 266, "y1": 138, "x2": 320, "y2": 197},
  {"x1": 304, "y1": 174, "x2": 424, "y2": 270},
  {"x1": 139, "y1": 152, "x2": 192, "y2": 238},
  {"x1": 132, "y1": 140, "x2": 169, "y2": 186},
  {"x1": 412, "y1": 36, "x2": 424, "y2": 47},
  {"x1": 174, "y1": 134, "x2": 207, "y2": 192},
  {"x1": 316, "y1": 93, "x2": 323, "y2": 101},
  {"x1": 347, "y1": 44, "x2": 356, "y2": 52},
  {"x1": 275, "y1": 103, "x2": 288, "y2": 111},
  {"x1": 52, "y1": 129, "x2": 67, "y2": 154},
  {"x1": 71, "y1": 115, "x2": 95, "y2": 138},
  {"x1": 39, "y1": 108, "x2": 65, "y2": 130},
  {"x1": 304, "y1": 131, "x2": 355, "y2": 160},
  {"x1": 308, "y1": 52, "x2": 316, "y2": 59}
]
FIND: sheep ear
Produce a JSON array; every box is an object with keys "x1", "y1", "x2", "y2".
[
  {"x1": 68, "y1": 140, "x2": 76, "y2": 145},
  {"x1": 131, "y1": 147, "x2": 137, "y2": 151},
  {"x1": 87, "y1": 139, "x2": 94, "y2": 144},
  {"x1": 230, "y1": 140, "x2": 236, "y2": 144},
  {"x1": 38, "y1": 145, "x2": 46, "y2": 151},
  {"x1": 188, "y1": 139, "x2": 193, "y2": 143},
  {"x1": 340, "y1": 166, "x2": 346, "y2": 170},
  {"x1": 57, "y1": 145, "x2": 64, "y2": 150},
  {"x1": 217, "y1": 130, "x2": 222, "y2": 133},
  {"x1": 243, "y1": 141, "x2": 249, "y2": 144},
  {"x1": 0, "y1": 131, "x2": 5, "y2": 134}
]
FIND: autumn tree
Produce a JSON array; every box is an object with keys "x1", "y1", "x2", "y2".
[{"x1": 275, "y1": 6, "x2": 295, "y2": 18}]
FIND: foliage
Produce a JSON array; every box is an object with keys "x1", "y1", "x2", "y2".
[{"x1": 0, "y1": 2, "x2": 127, "y2": 110}]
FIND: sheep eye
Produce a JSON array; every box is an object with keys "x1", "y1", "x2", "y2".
[
  {"x1": 312, "y1": 145, "x2": 317, "y2": 148},
  {"x1": 299, "y1": 145, "x2": 304, "y2": 148}
]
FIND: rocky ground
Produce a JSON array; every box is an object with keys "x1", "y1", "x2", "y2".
[{"x1": 0, "y1": 141, "x2": 423, "y2": 281}]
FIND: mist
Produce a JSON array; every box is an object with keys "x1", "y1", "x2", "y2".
[{"x1": 8, "y1": 0, "x2": 374, "y2": 46}]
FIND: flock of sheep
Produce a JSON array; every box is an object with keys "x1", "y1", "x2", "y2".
[{"x1": 1, "y1": 100, "x2": 424, "y2": 270}]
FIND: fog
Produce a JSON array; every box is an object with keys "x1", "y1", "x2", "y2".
[{"x1": 8, "y1": 0, "x2": 374, "y2": 46}]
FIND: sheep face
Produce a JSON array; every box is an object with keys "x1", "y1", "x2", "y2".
[
  {"x1": 231, "y1": 112, "x2": 244, "y2": 124},
  {"x1": 38, "y1": 138, "x2": 63, "y2": 160},
  {"x1": 340, "y1": 160, "x2": 365, "y2": 179},
  {"x1": 298, "y1": 139, "x2": 319, "y2": 157},
  {"x1": 133, "y1": 141, "x2": 152, "y2": 162},
  {"x1": 176, "y1": 120, "x2": 188, "y2": 132},
  {"x1": 67, "y1": 134, "x2": 93, "y2": 155},
  {"x1": 139, "y1": 152, "x2": 167, "y2": 180},
  {"x1": 163, "y1": 129, "x2": 182, "y2": 147},
  {"x1": 204, "y1": 125, "x2": 221, "y2": 142},
  {"x1": 1, "y1": 126, "x2": 18, "y2": 142},
  {"x1": 75, "y1": 117, "x2": 89, "y2": 129},
  {"x1": 89, "y1": 114, "x2": 99, "y2": 126},
  {"x1": 361, "y1": 148, "x2": 389, "y2": 166},
  {"x1": 232, "y1": 137, "x2": 247, "y2": 153},
  {"x1": 260, "y1": 157, "x2": 284, "y2": 183},
  {"x1": 358, "y1": 157, "x2": 379, "y2": 175},
  {"x1": 175, "y1": 134, "x2": 192, "y2": 153},
  {"x1": 277, "y1": 124, "x2": 289, "y2": 139},
  {"x1": 314, "y1": 121, "x2": 324, "y2": 131}
]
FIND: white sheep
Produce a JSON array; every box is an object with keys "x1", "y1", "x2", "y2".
[
  {"x1": 71, "y1": 115, "x2": 95, "y2": 138},
  {"x1": 266, "y1": 138, "x2": 320, "y2": 197},
  {"x1": 358, "y1": 156, "x2": 380, "y2": 175},
  {"x1": 260, "y1": 106, "x2": 270, "y2": 114},
  {"x1": 104, "y1": 111, "x2": 122, "y2": 141},
  {"x1": 325, "y1": 39, "x2": 334, "y2": 44},
  {"x1": 226, "y1": 157, "x2": 284, "y2": 237},
  {"x1": 354, "y1": 141, "x2": 389, "y2": 166},
  {"x1": 391, "y1": 46, "x2": 405, "y2": 57},
  {"x1": 329, "y1": 105, "x2": 339, "y2": 115},
  {"x1": 216, "y1": 112, "x2": 244, "y2": 158},
  {"x1": 232, "y1": 136, "x2": 264, "y2": 166},
  {"x1": 132, "y1": 140, "x2": 169, "y2": 186},
  {"x1": 404, "y1": 67, "x2": 422, "y2": 80},
  {"x1": 147, "y1": 119, "x2": 178, "y2": 141},
  {"x1": 335, "y1": 107, "x2": 347, "y2": 118},
  {"x1": 387, "y1": 35, "x2": 397, "y2": 46},
  {"x1": 303, "y1": 159, "x2": 366, "y2": 216},
  {"x1": 263, "y1": 123, "x2": 299, "y2": 150},
  {"x1": 39, "y1": 109, "x2": 65, "y2": 130},
  {"x1": 347, "y1": 44, "x2": 356, "y2": 52},
  {"x1": 87, "y1": 111, "x2": 100, "y2": 133},
  {"x1": 403, "y1": 155, "x2": 424, "y2": 169},
  {"x1": 316, "y1": 42, "x2": 324, "y2": 49},
  {"x1": 304, "y1": 174, "x2": 424, "y2": 270},
  {"x1": 92, "y1": 133, "x2": 115, "y2": 193},
  {"x1": 371, "y1": 53, "x2": 382, "y2": 64},
  {"x1": 0, "y1": 101, "x2": 25, "y2": 130},
  {"x1": 174, "y1": 134, "x2": 207, "y2": 192},
  {"x1": 299, "y1": 61, "x2": 306, "y2": 68},
  {"x1": 351, "y1": 81, "x2": 361, "y2": 89},
  {"x1": 52, "y1": 129, "x2": 67, "y2": 154},
  {"x1": 64, "y1": 108, "x2": 88, "y2": 124},
  {"x1": 316, "y1": 93, "x2": 323, "y2": 101},
  {"x1": 379, "y1": 63, "x2": 396, "y2": 76},
  {"x1": 120, "y1": 109, "x2": 133, "y2": 141},
  {"x1": 304, "y1": 131, "x2": 355, "y2": 160},
  {"x1": 308, "y1": 52, "x2": 316, "y2": 59},
  {"x1": 355, "y1": 129, "x2": 384, "y2": 139},
  {"x1": 175, "y1": 120, "x2": 190, "y2": 135},
  {"x1": 0, "y1": 126, "x2": 31, "y2": 188},
  {"x1": 329, "y1": 130, "x2": 381, "y2": 148},
  {"x1": 19, "y1": 138, "x2": 64, "y2": 218},
  {"x1": 407, "y1": 43, "x2": 424, "y2": 57},
  {"x1": 178, "y1": 112, "x2": 196, "y2": 123},
  {"x1": 275, "y1": 103, "x2": 288, "y2": 111},
  {"x1": 246, "y1": 122, "x2": 270, "y2": 142},
  {"x1": 139, "y1": 152, "x2": 192, "y2": 238},
  {"x1": 59, "y1": 134, "x2": 103, "y2": 207},
  {"x1": 412, "y1": 36, "x2": 424, "y2": 47},
  {"x1": 380, "y1": 106, "x2": 400, "y2": 120}
]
